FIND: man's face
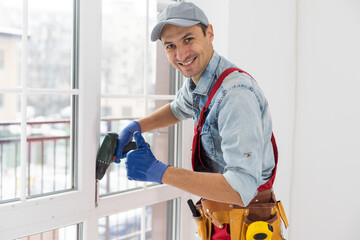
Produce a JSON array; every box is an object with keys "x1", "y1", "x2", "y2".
[{"x1": 160, "y1": 24, "x2": 214, "y2": 84}]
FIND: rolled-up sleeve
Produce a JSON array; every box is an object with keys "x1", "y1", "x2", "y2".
[
  {"x1": 170, "y1": 80, "x2": 194, "y2": 120},
  {"x1": 219, "y1": 87, "x2": 264, "y2": 206}
]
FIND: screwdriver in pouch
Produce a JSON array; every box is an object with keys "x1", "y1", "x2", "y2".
[{"x1": 187, "y1": 199, "x2": 201, "y2": 217}]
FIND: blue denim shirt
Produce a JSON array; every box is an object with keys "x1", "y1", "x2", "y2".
[{"x1": 170, "y1": 52, "x2": 275, "y2": 206}]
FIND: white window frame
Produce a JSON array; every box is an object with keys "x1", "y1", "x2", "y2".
[{"x1": 0, "y1": 0, "x2": 195, "y2": 239}]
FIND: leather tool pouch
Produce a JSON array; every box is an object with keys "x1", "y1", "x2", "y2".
[{"x1": 193, "y1": 189, "x2": 289, "y2": 240}]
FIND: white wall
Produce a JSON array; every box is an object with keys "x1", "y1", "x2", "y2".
[
  {"x1": 190, "y1": 0, "x2": 360, "y2": 239},
  {"x1": 291, "y1": 0, "x2": 360, "y2": 239},
  {"x1": 191, "y1": 0, "x2": 230, "y2": 57}
]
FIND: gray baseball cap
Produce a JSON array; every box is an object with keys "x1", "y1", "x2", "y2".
[{"x1": 151, "y1": 2, "x2": 209, "y2": 42}]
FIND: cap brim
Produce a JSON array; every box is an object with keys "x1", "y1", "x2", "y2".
[{"x1": 151, "y1": 19, "x2": 201, "y2": 42}]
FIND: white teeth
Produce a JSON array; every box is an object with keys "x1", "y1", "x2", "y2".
[{"x1": 182, "y1": 58, "x2": 194, "y2": 66}]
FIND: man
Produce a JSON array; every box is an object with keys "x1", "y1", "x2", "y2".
[{"x1": 115, "y1": 2, "x2": 287, "y2": 239}]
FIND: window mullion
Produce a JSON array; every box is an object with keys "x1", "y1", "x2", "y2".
[
  {"x1": 141, "y1": 206, "x2": 146, "y2": 240},
  {"x1": 72, "y1": 0, "x2": 80, "y2": 90},
  {"x1": 20, "y1": 0, "x2": 29, "y2": 202},
  {"x1": 144, "y1": 0, "x2": 149, "y2": 97},
  {"x1": 142, "y1": 0, "x2": 151, "y2": 191}
]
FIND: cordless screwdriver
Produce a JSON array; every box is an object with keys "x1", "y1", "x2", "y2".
[
  {"x1": 96, "y1": 132, "x2": 148, "y2": 180},
  {"x1": 95, "y1": 132, "x2": 149, "y2": 207}
]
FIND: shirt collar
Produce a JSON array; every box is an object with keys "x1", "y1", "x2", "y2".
[{"x1": 190, "y1": 52, "x2": 221, "y2": 96}]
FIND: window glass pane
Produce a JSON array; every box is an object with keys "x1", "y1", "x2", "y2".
[
  {"x1": 99, "y1": 99, "x2": 175, "y2": 194},
  {"x1": 145, "y1": 99, "x2": 175, "y2": 188},
  {"x1": 0, "y1": 0, "x2": 22, "y2": 88},
  {"x1": 147, "y1": 0, "x2": 176, "y2": 95},
  {"x1": 148, "y1": 41, "x2": 175, "y2": 95},
  {"x1": 99, "y1": 0, "x2": 178, "y2": 194},
  {"x1": 147, "y1": 100, "x2": 174, "y2": 166},
  {"x1": 101, "y1": 0, "x2": 176, "y2": 95},
  {"x1": 102, "y1": 0, "x2": 146, "y2": 94},
  {"x1": 99, "y1": 208, "x2": 142, "y2": 240},
  {"x1": 0, "y1": 93, "x2": 21, "y2": 202},
  {"x1": 100, "y1": 156, "x2": 143, "y2": 195},
  {"x1": 16, "y1": 223, "x2": 80, "y2": 240},
  {"x1": 99, "y1": 199, "x2": 176, "y2": 240},
  {"x1": 145, "y1": 200, "x2": 176, "y2": 240},
  {"x1": 28, "y1": 0, "x2": 73, "y2": 89},
  {"x1": 101, "y1": 98, "x2": 146, "y2": 122},
  {"x1": 100, "y1": 98, "x2": 145, "y2": 195},
  {"x1": 27, "y1": 94, "x2": 73, "y2": 197}
]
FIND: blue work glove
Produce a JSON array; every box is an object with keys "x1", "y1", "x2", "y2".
[
  {"x1": 114, "y1": 121, "x2": 141, "y2": 163},
  {"x1": 126, "y1": 131, "x2": 170, "y2": 184}
]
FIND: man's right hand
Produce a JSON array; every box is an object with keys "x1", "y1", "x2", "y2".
[{"x1": 114, "y1": 121, "x2": 141, "y2": 163}]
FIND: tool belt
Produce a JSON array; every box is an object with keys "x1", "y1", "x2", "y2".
[{"x1": 193, "y1": 189, "x2": 289, "y2": 240}]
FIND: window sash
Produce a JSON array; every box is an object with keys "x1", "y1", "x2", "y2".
[{"x1": 0, "y1": 0, "x2": 79, "y2": 203}]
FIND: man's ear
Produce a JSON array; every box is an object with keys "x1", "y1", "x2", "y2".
[{"x1": 206, "y1": 24, "x2": 214, "y2": 41}]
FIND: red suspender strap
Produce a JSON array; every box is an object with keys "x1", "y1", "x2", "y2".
[
  {"x1": 191, "y1": 68, "x2": 278, "y2": 190},
  {"x1": 192, "y1": 68, "x2": 243, "y2": 170},
  {"x1": 257, "y1": 132, "x2": 278, "y2": 191}
]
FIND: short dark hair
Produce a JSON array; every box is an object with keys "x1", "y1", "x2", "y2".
[{"x1": 197, "y1": 23, "x2": 208, "y2": 36}]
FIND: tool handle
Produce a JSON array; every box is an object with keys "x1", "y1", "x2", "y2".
[
  {"x1": 187, "y1": 199, "x2": 201, "y2": 217},
  {"x1": 122, "y1": 141, "x2": 150, "y2": 153}
]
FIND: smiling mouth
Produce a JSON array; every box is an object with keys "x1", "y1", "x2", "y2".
[{"x1": 179, "y1": 57, "x2": 196, "y2": 67}]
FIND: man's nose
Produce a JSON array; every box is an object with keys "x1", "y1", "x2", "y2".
[{"x1": 175, "y1": 45, "x2": 188, "y2": 62}]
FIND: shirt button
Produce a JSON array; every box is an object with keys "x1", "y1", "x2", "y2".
[
  {"x1": 194, "y1": 104, "x2": 198, "y2": 108},
  {"x1": 245, "y1": 153, "x2": 252, "y2": 158}
]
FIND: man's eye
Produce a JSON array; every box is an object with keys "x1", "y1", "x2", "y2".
[
  {"x1": 185, "y1": 38, "x2": 193, "y2": 43},
  {"x1": 166, "y1": 44, "x2": 174, "y2": 49}
]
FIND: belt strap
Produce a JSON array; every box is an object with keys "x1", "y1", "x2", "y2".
[
  {"x1": 276, "y1": 201, "x2": 289, "y2": 229},
  {"x1": 195, "y1": 189, "x2": 289, "y2": 230},
  {"x1": 197, "y1": 188, "x2": 276, "y2": 213}
]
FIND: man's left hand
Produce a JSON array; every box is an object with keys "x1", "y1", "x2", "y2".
[{"x1": 126, "y1": 131, "x2": 170, "y2": 184}]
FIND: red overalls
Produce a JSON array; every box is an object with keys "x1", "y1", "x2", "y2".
[{"x1": 191, "y1": 68, "x2": 279, "y2": 239}]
